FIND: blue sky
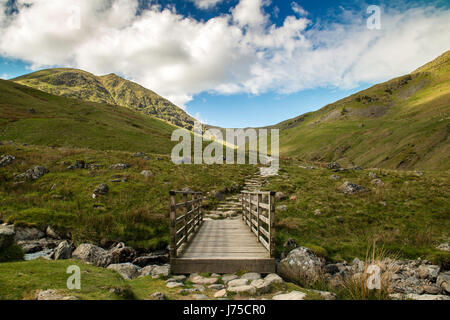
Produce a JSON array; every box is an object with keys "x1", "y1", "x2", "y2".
[{"x1": 1, "y1": 0, "x2": 449, "y2": 127}]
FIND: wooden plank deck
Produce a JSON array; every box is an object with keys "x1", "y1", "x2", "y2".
[{"x1": 171, "y1": 219, "x2": 276, "y2": 274}]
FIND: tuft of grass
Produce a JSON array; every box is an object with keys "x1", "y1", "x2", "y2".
[{"x1": 0, "y1": 244, "x2": 24, "y2": 262}]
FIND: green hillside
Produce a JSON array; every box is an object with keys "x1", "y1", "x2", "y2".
[
  {"x1": 274, "y1": 51, "x2": 450, "y2": 171},
  {"x1": 13, "y1": 68, "x2": 196, "y2": 130},
  {"x1": 0, "y1": 79, "x2": 178, "y2": 154}
]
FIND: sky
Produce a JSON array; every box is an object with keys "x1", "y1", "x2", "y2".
[{"x1": 0, "y1": 0, "x2": 449, "y2": 128}]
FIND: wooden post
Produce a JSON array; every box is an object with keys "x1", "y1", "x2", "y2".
[
  {"x1": 269, "y1": 192, "x2": 275, "y2": 258},
  {"x1": 183, "y1": 193, "x2": 188, "y2": 243},
  {"x1": 257, "y1": 193, "x2": 261, "y2": 242},
  {"x1": 199, "y1": 193, "x2": 203, "y2": 223},
  {"x1": 169, "y1": 191, "x2": 177, "y2": 258}
]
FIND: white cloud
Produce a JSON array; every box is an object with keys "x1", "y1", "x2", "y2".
[
  {"x1": 191, "y1": 0, "x2": 223, "y2": 10},
  {"x1": 291, "y1": 2, "x2": 308, "y2": 17},
  {"x1": 0, "y1": 0, "x2": 449, "y2": 108},
  {"x1": 1, "y1": 73, "x2": 10, "y2": 79}
]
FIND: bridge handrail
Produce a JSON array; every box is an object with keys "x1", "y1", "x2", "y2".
[
  {"x1": 169, "y1": 190, "x2": 203, "y2": 258},
  {"x1": 241, "y1": 191, "x2": 275, "y2": 258}
]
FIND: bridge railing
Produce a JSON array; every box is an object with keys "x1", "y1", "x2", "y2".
[
  {"x1": 169, "y1": 190, "x2": 203, "y2": 258},
  {"x1": 241, "y1": 191, "x2": 275, "y2": 258}
]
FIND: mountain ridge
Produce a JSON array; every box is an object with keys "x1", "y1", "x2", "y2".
[{"x1": 13, "y1": 68, "x2": 197, "y2": 131}]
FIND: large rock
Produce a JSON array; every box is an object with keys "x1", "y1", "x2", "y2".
[
  {"x1": 0, "y1": 225, "x2": 15, "y2": 249},
  {"x1": 437, "y1": 272, "x2": 450, "y2": 293},
  {"x1": 35, "y1": 290, "x2": 78, "y2": 300},
  {"x1": 93, "y1": 184, "x2": 109, "y2": 196},
  {"x1": 436, "y1": 243, "x2": 450, "y2": 252},
  {"x1": 272, "y1": 291, "x2": 306, "y2": 300},
  {"x1": 338, "y1": 181, "x2": 365, "y2": 195},
  {"x1": 250, "y1": 279, "x2": 272, "y2": 294},
  {"x1": 241, "y1": 272, "x2": 261, "y2": 281},
  {"x1": 14, "y1": 227, "x2": 45, "y2": 241},
  {"x1": 109, "y1": 163, "x2": 131, "y2": 170},
  {"x1": 222, "y1": 274, "x2": 238, "y2": 284},
  {"x1": 140, "y1": 170, "x2": 154, "y2": 178},
  {"x1": 72, "y1": 243, "x2": 112, "y2": 267},
  {"x1": 0, "y1": 154, "x2": 15, "y2": 167},
  {"x1": 15, "y1": 166, "x2": 49, "y2": 181},
  {"x1": 54, "y1": 241, "x2": 72, "y2": 260},
  {"x1": 326, "y1": 162, "x2": 341, "y2": 170},
  {"x1": 151, "y1": 264, "x2": 170, "y2": 278},
  {"x1": 277, "y1": 247, "x2": 325, "y2": 285},
  {"x1": 417, "y1": 265, "x2": 440, "y2": 281},
  {"x1": 190, "y1": 275, "x2": 219, "y2": 285},
  {"x1": 107, "y1": 263, "x2": 141, "y2": 280},
  {"x1": 228, "y1": 278, "x2": 249, "y2": 287},
  {"x1": 109, "y1": 243, "x2": 136, "y2": 264},
  {"x1": 275, "y1": 192, "x2": 286, "y2": 201},
  {"x1": 227, "y1": 285, "x2": 256, "y2": 295},
  {"x1": 406, "y1": 293, "x2": 450, "y2": 301},
  {"x1": 264, "y1": 273, "x2": 284, "y2": 286}
]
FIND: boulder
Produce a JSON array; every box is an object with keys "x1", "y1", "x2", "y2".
[
  {"x1": 241, "y1": 272, "x2": 261, "y2": 281},
  {"x1": 107, "y1": 263, "x2": 141, "y2": 280},
  {"x1": 190, "y1": 275, "x2": 219, "y2": 285},
  {"x1": 0, "y1": 225, "x2": 15, "y2": 249},
  {"x1": 109, "y1": 243, "x2": 136, "y2": 264},
  {"x1": 151, "y1": 264, "x2": 170, "y2": 278},
  {"x1": 417, "y1": 265, "x2": 440, "y2": 281},
  {"x1": 140, "y1": 170, "x2": 154, "y2": 178},
  {"x1": 222, "y1": 274, "x2": 238, "y2": 284},
  {"x1": 15, "y1": 166, "x2": 49, "y2": 181},
  {"x1": 151, "y1": 292, "x2": 165, "y2": 300},
  {"x1": 338, "y1": 181, "x2": 365, "y2": 195},
  {"x1": 406, "y1": 293, "x2": 450, "y2": 301},
  {"x1": 139, "y1": 266, "x2": 154, "y2": 277},
  {"x1": 228, "y1": 279, "x2": 249, "y2": 287},
  {"x1": 35, "y1": 290, "x2": 78, "y2": 300},
  {"x1": 277, "y1": 205, "x2": 288, "y2": 212},
  {"x1": 311, "y1": 290, "x2": 337, "y2": 300},
  {"x1": 227, "y1": 285, "x2": 256, "y2": 295},
  {"x1": 436, "y1": 243, "x2": 450, "y2": 252},
  {"x1": 371, "y1": 179, "x2": 384, "y2": 186},
  {"x1": 264, "y1": 273, "x2": 284, "y2": 286},
  {"x1": 275, "y1": 192, "x2": 286, "y2": 201},
  {"x1": 166, "y1": 281, "x2": 183, "y2": 288},
  {"x1": 168, "y1": 275, "x2": 187, "y2": 282},
  {"x1": 0, "y1": 154, "x2": 15, "y2": 167},
  {"x1": 21, "y1": 242, "x2": 43, "y2": 254},
  {"x1": 214, "y1": 289, "x2": 227, "y2": 298},
  {"x1": 330, "y1": 174, "x2": 341, "y2": 180},
  {"x1": 133, "y1": 152, "x2": 147, "y2": 158},
  {"x1": 193, "y1": 294, "x2": 209, "y2": 300},
  {"x1": 72, "y1": 243, "x2": 112, "y2": 267},
  {"x1": 54, "y1": 241, "x2": 72, "y2": 260},
  {"x1": 251, "y1": 279, "x2": 272, "y2": 294},
  {"x1": 208, "y1": 284, "x2": 225, "y2": 290},
  {"x1": 272, "y1": 291, "x2": 306, "y2": 300},
  {"x1": 277, "y1": 247, "x2": 325, "y2": 285},
  {"x1": 93, "y1": 183, "x2": 109, "y2": 196},
  {"x1": 326, "y1": 162, "x2": 341, "y2": 170},
  {"x1": 45, "y1": 226, "x2": 60, "y2": 239},
  {"x1": 437, "y1": 272, "x2": 450, "y2": 293},
  {"x1": 314, "y1": 209, "x2": 322, "y2": 216},
  {"x1": 109, "y1": 163, "x2": 131, "y2": 170},
  {"x1": 14, "y1": 227, "x2": 45, "y2": 241}
]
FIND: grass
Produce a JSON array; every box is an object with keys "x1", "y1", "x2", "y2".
[
  {"x1": 0, "y1": 143, "x2": 255, "y2": 250},
  {"x1": 0, "y1": 259, "x2": 321, "y2": 300},
  {"x1": 265, "y1": 159, "x2": 450, "y2": 266}
]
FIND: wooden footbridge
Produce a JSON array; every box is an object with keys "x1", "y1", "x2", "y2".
[{"x1": 169, "y1": 190, "x2": 276, "y2": 274}]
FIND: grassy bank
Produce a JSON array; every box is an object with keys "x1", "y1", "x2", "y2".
[{"x1": 265, "y1": 159, "x2": 450, "y2": 265}]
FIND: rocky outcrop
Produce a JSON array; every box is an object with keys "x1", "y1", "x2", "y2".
[
  {"x1": 0, "y1": 225, "x2": 15, "y2": 249},
  {"x1": 338, "y1": 181, "x2": 365, "y2": 194},
  {"x1": 72, "y1": 243, "x2": 112, "y2": 267},
  {"x1": 0, "y1": 154, "x2": 15, "y2": 167},
  {"x1": 278, "y1": 247, "x2": 325, "y2": 285},
  {"x1": 54, "y1": 241, "x2": 72, "y2": 260},
  {"x1": 109, "y1": 243, "x2": 136, "y2": 264},
  {"x1": 15, "y1": 166, "x2": 49, "y2": 181},
  {"x1": 107, "y1": 263, "x2": 141, "y2": 280},
  {"x1": 109, "y1": 163, "x2": 131, "y2": 170},
  {"x1": 14, "y1": 226, "x2": 45, "y2": 241}
]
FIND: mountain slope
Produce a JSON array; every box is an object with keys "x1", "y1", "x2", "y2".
[
  {"x1": 13, "y1": 68, "x2": 196, "y2": 130},
  {"x1": 0, "y1": 79, "x2": 178, "y2": 154},
  {"x1": 274, "y1": 51, "x2": 450, "y2": 170}
]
